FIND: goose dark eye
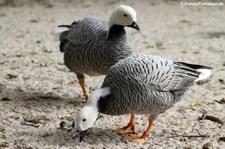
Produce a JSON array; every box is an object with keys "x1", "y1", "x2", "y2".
[
  {"x1": 124, "y1": 14, "x2": 127, "y2": 17},
  {"x1": 83, "y1": 119, "x2": 86, "y2": 122}
]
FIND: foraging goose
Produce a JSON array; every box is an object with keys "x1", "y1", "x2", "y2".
[
  {"x1": 75, "y1": 54, "x2": 212, "y2": 142},
  {"x1": 58, "y1": 5, "x2": 139, "y2": 101}
]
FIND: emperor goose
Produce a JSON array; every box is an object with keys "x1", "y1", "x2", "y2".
[
  {"x1": 58, "y1": 5, "x2": 140, "y2": 101},
  {"x1": 75, "y1": 54, "x2": 212, "y2": 142}
]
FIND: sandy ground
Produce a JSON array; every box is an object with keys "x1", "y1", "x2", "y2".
[{"x1": 0, "y1": 0, "x2": 225, "y2": 148}]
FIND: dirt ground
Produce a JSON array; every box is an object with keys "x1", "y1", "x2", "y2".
[{"x1": 0, "y1": 0, "x2": 225, "y2": 148}]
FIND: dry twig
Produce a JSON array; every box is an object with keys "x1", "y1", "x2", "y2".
[
  {"x1": 167, "y1": 130, "x2": 209, "y2": 138},
  {"x1": 20, "y1": 122, "x2": 39, "y2": 128},
  {"x1": 199, "y1": 111, "x2": 224, "y2": 125}
]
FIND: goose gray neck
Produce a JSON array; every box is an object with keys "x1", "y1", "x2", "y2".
[{"x1": 107, "y1": 25, "x2": 126, "y2": 39}]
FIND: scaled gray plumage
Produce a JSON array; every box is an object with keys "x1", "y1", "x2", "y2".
[
  {"x1": 58, "y1": 4, "x2": 140, "y2": 100},
  {"x1": 98, "y1": 54, "x2": 211, "y2": 115},
  {"x1": 59, "y1": 18, "x2": 132, "y2": 77},
  {"x1": 75, "y1": 54, "x2": 212, "y2": 142}
]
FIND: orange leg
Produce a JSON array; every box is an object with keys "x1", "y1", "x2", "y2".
[
  {"x1": 78, "y1": 79, "x2": 89, "y2": 101},
  {"x1": 115, "y1": 114, "x2": 137, "y2": 134},
  {"x1": 125, "y1": 117, "x2": 154, "y2": 142}
]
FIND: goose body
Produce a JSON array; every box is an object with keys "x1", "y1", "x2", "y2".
[
  {"x1": 58, "y1": 5, "x2": 140, "y2": 100},
  {"x1": 98, "y1": 55, "x2": 211, "y2": 115},
  {"x1": 60, "y1": 18, "x2": 132, "y2": 76},
  {"x1": 75, "y1": 54, "x2": 212, "y2": 142}
]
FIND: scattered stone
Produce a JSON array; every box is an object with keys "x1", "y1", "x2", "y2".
[
  {"x1": 196, "y1": 79, "x2": 210, "y2": 85},
  {"x1": 89, "y1": 86, "x2": 97, "y2": 93},
  {"x1": 193, "y1": 51, "x2": 200, "y2": 54},
  {"x1": 15, "y1": 54, "x2": 23, "y2": 57},
  {"x1": 16, "y1": 33, "x2": 26, "y2": 39},
  {"x1": 42, "y1": 132, "x2": 53, "y2": 138},
  {"x1": 179, "y1": 137, "x2": 187, "y2": 142},
  {"x1": 30, "y1": 19, "x2": 38, "y2": 23},
  {"x1": 23, "y1": 103, "x2": 32, "y2": 109},
  {"x1": 45, "y1": 3, "x2": 54, "y2": 8},
  {"x1": 6, "y1": 74, "x2": 17, "y2": 79},
  {"x1": 1, "y1": 97, "x2": 11, "y2": 101},
  {"x1": 179, "y1": 19, "x2": 190, "y2": 24},
  {"x1": 202, "y1": 142, "x2": 213, "y2": 149},
  {"x1": 215, "y1": 98, "x2": 225, "y2": 104},
  {"x1": 58, "y1": 114, "x2": 73, "y2": 120},
  {"x1": 10, "y1": 64, "x2": 20, "y2": 70},
  {"x1": 219, "y1": 79, "x2": 224, "y2": 84},
  {"x1": 199, "y1": 114, "x2": 224, "y2": 125},
  {"x1": 218, "y1": 136, "x2": 225, "y2": 142},
  {"x1": 0, "y1": 13, "x2": 6, "y2": 17},
  {"x1": 59, "y1": 121, "x2": 75, "y2": 129},
  {"x1": 39, "y1": 61, "x2": 51, "y2": 67},
  {"x1": 223, "y1": 62, "x2": 225, "y2": 66},
  {"x1": 30, "y1": 51, "x2": 38, "y2": 55},
  {"x1": 20, "y1": 121, "x2": 39, "y2": 128},
  {"x1": 56, "y1": 66, "x2": 69, "y2": 72},
  {"x1": 42, "y1": 47, "x2": 52, "y2": 53},
  {"x1": 0, "y1": 142, "x2": 9, "y2": 148},
  {"x1": 0, "y1": 128, "x2": 5, "y2": 132}
]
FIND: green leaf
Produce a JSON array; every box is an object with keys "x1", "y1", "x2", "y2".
[
  {"x1": 0, "y1": 135, "x2": 9, "y2": 140},
  {"x1": 191, "y1": 101, "x2": 207, "y2": 107}
]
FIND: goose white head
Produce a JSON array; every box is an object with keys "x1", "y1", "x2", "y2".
[
  {"x1": 75, "y1": 87, "x2": 110, "y2": 142},
  {"x1": 109, "y1": 5, "x2": 139, "y2": 31}
]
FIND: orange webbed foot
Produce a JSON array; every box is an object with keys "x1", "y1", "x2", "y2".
[
  {"x1": 115, "y1": 124, "x2": 137, "y2": 134},
  {"x1": 125, "y1": 133, "x2": 148, "y2": 142},
  {"x1": 115, "y1": 114, "x2": 137, "y2": 134},
  {"x1": 124, "y1": 116, "x2": 154, "y2": 142}
]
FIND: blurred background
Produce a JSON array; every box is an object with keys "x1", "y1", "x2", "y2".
[{"x1": 0, "y1": 0, "x2": 224, "y2": 148}]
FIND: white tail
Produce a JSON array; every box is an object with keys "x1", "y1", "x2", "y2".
[{"x1": 195, "y1": 69, "x2": 212, "y2": 82}]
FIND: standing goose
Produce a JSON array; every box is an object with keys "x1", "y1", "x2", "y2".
[
  {"x1": 58, "y1": 5, "x2": 140, "y2": 101},
  {"x1": 75, "y1": 54, "x2": 212, "y2": 142}
]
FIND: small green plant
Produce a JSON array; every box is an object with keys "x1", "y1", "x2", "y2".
[
  {"x1": 191, "y1": 101, "x2": 207, "y2": 108},
  {"x1": 0, "y1": 134, "x2": 10, "y2": 141},
  {"x1": 155, "y1": 41, "x2": 165, "y2": 50}
]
